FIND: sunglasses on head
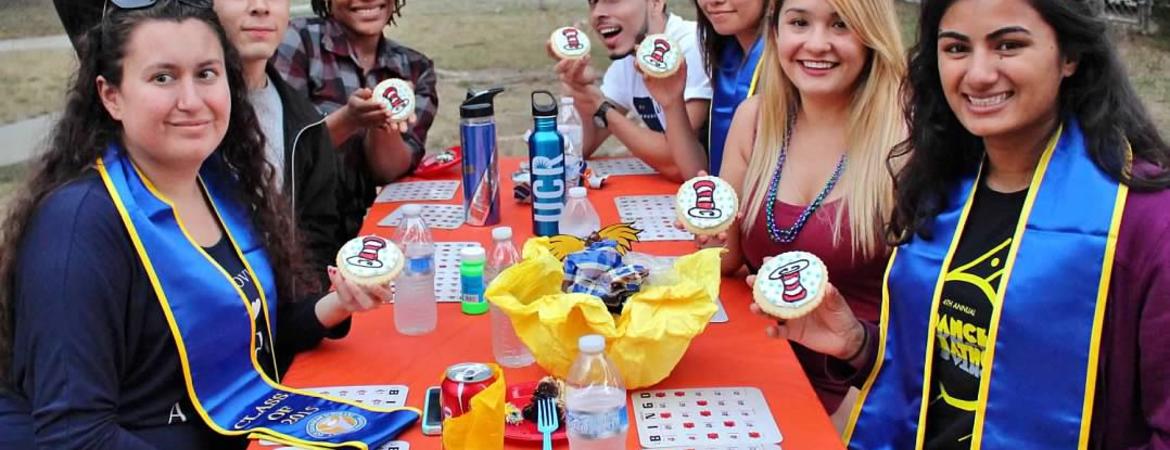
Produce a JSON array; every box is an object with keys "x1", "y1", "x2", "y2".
[{"x1": 101, "y1": 0, "x2": 212, "y2": 23}]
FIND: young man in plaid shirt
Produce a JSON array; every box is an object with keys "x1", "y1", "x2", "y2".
[{"x1": 273, "y1": 0, "x2": 438, "y2": 241}]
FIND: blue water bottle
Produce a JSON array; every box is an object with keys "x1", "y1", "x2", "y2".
[
  {"x1": 460, "y1": 87, "x2": 505, "y2": 227},
  {"x1": 528, "y1": 91, "x2": 566, "y2": 237}
]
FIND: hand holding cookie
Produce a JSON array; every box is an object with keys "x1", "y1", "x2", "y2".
[
  {"x1": 746, "y1": 255, "x2": 865, "y2": 360},
  {"x1": 635, "y1": 34, "x2": 682, "y2": 78},
  {"x1": 549, "y1": 26, "x2": 591, "y2": 60},
  {"x1": 372, "y1": 78, "x2": 417, "y2": 133}
]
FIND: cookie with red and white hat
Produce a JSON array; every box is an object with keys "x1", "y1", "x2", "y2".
[
  {"x1": 336, "y1": 235, "x2": 405, "y2": 287},
  {"x1": 550, "y1": 26, "x2": 591, "y2": 60},
  {"x1": 635, "y1": 34, "x2": 682, "y2": 78},
  {"x1": 372, "y1": 78, "x2": 415, "y2": 121},
  {"x1": 675, "y1": 175, "x2": 738, "y2": 235},
  {"x1": 753, "y1": 251, "x2": 829, "y2": 319}
]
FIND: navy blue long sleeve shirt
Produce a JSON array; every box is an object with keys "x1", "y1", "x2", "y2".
[{"x1": 0, "y1": 173, "x2": 348, "y2": 449}]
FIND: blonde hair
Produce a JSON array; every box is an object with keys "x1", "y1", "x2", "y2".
[{"x1": 741, "y1": 0, "x2": 906, "y2": 260}]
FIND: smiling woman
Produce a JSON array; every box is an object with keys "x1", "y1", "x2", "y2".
[
  {"x1": 710, "y1": 0, "x2": 906, "y2": 419},
  {"x1": 771, "y1": 0, "x2": 1170, "y2": 447},
  {"x1": 0, "y1": 0, "x2": 411, "y2": 448}
]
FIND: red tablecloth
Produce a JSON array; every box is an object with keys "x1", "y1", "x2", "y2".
[{"x1": 247, "y1": 157, "x2": 843, "y2": 449}]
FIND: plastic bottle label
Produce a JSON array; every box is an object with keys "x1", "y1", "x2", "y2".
[
  {"x1": 406, "y1": 255, "x2": 433, "y2": 275},
  {"x1": 567, "y1": 404, "x2": 628, "y2": 440},
  {"x1": 461, "y1": 273, "x2": 484, "y2": 304}
]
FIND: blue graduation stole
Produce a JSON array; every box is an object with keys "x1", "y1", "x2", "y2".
[
  {"x1": 707, "y1": 36, "x2": 763, "y2": 176},
  {"x1": 96, "y1": 146, "x2": 418, "y2": 449},
  {"x1": 844, "y1": 120, "x2": 1128, "y2": 449}
]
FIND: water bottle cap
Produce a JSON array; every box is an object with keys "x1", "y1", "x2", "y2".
[
  {"x1": 402, "y1": 204, "x2": 422, "y2": 216},
  {"x1": 491, "y1": 226, "x2": 513, "y2": 241},
  {"x1": 460, "y1": 87, "x2": 505, "y2": 119},
  {"x1": 460, "y1": 245, "x2": 486, "y2": 262},
  {"x1": 568, "y1": 186, "x2": 587, "y2": 199},
  {"x1": 578, "y1": 334, "x2": 606, "y2": 353},
  {"x1": 531, "y1": 90, "x2": 558, "y2": 117}
]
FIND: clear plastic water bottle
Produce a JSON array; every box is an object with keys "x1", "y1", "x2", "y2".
[
  {"x1": 392, "y1": 204, "x2": 436, "y2": 335},
  {"x1": 566, "y1": 334, "x2": 628, "y2": 449},
  {"x1": 486, "y1": 227, "x2": 534, "y2": 368},
  {"x1": 558, "y1": 186, "x2": 601, "y2": 238},
  {"x1": 558, "y1": 97, "x2": 584, "y2": 188}
]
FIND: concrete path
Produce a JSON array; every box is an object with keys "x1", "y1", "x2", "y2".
[
  {"x1": 0, "y1": 34, "x2": 70, "y2": 53},
  {"x1": 0, "y1": 114, "x2": 55, "y2": 166}
]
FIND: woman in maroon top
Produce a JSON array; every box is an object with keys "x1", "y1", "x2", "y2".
[{"x1": 701, "y1": 0, "x2": 906, "y2": 417}]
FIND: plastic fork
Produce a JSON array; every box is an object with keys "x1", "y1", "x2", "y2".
[{"x1": 536, "y1": 397, "x2": 559, "y2": 450}]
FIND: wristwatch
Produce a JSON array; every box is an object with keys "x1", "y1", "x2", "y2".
[{"x1": 592, "y1": 100, "x2": 616, "y2": 129}]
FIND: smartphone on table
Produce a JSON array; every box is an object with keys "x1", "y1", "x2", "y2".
[{"x1": 421, "y1": 386, "x2": 442, "y2": 436}]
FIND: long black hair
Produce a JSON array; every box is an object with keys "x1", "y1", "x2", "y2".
[
  {"x1": 312, "y1": 0, "x2": 406, "y2": 25},
  {"x1": 691, "y1": 0, "x2": 767, "y2": 76},
  {"x1": 888, "y1": 0, "x2": 1170, "y2": 243},
  {"x1": 0, "y1": 0, "x2": 309, "y2": 381}
]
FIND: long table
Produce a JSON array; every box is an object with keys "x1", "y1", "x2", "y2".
[{"x1": 247, "y1": 157, "x2": 843, "y2": 449}]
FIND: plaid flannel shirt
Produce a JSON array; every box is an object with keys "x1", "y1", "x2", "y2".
[{"x1": 272, "y1": 17, "x2": 437, "y2": 168}]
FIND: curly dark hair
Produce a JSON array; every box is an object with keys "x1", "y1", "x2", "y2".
[
  {"x1": 312, "y1": 0, "x2": 406, "y2": 25},
  {"x1": 0, "y1": 0, "x2": 310, "y2": 382},
  {"x1": 887, "y1": 0, "x2": 1170, "y2": 244}
]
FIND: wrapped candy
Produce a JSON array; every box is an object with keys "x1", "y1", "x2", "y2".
[{"x1": 562, "y1": 240, "x2": 650, "y2": 313}]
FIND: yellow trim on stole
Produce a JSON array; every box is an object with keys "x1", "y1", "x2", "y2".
[
  {"x1": 748, "y1": 59, "x2": 763, "y2": 95},
  {"x1": 842, "y1": 248, "x2": 896, "y2": 442},
  {"x1": 911, "y1": 163, "x2": 985, "y2": 449},
  {"x1": 969, "y1": 128, "x2": 1062, "y2": 449},
  {"x1": 844, "y1": 162, "x2": 983, "y2": 447},
  {"x1": 705, "y1": 53, "x2": 763, "y2": 164},
  {"x1": 96, "y1": 158, "x2": 418, "y2": 450},
  {"x1": 1078, "y1": 167, "x2": 1129, "y2": 448}
]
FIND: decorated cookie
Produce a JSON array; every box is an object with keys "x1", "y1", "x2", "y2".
[
  {"x1": 753, "y1": 251, "x2": 829, "y2": 319},
  {"x1": 635, "y1": 34, "x2": 682, "y2": 78},
  {"x1": 550, "y1": 26, "x2": 591, "y2": 60},
  {"x1": 372, "y1": 78, "x2": 415, "y2": 121},
  {"x1": 336, "y1": 235, "x2": 405, "y2": 287},
  {"x1": 675, "y1": 176, "x2": 738, "y2": 235}
]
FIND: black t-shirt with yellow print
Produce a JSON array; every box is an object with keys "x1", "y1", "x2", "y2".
[{"x1": 923, "y1": 182, "x2": 1027, "y2": 449}]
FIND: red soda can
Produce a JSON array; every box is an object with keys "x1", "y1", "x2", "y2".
[{"x1": 441, "y1": 362, "x2": 495, "y2": 420}]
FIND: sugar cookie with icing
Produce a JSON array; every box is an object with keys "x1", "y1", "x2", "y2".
[
  {"x1": 550, "y1": 26, "x2": 591, "y2": 60},
  {"x1": 635, "y1": 34, "x2": 682, "y2": 78},
  {"x1": 336, "y1": 235, "x2": 405, "y2": 287},
  {"x1": 753, "y1": 251, "x2": 829, "y2": 319},
  {"x1": 372, "y1": 78, "x2": 415, "y2": 121},
  {"x1": 675, "y1": 175, "x2": 738, "y2": 235}
]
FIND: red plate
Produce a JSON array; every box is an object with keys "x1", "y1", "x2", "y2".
[
  {"x1": 413, "y1": 146, "x2": 462, "y2": 178},
  {"x1": 504, "y1": 381, "x2": 568, "y2": 442}
]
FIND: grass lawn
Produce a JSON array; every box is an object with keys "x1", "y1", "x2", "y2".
[
  {"x1": 0, "y1": 0, "x2": 1166, "y2": 165},
  {"x1": 0, "y1": 49, "x2": 76, "y2": 125},
  {"x1": 0, "y1": 0, "x2": 64, "y2": 40}
]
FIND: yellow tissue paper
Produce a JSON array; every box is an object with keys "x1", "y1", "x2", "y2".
[{"x1": 486, "y1": 238, "x2": 722, "y2": 389}]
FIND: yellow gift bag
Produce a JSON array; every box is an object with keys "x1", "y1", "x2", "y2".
[
  {"x1": 441, "y1": 364, "x2": 506, "y2": 449},
  {"x1": 486, "y1": 238, "x2": 722, "y2": 389}
]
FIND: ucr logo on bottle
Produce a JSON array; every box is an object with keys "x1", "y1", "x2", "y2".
[{"x1": 531, "y1": 153, "x2": 565, "y2": 223}]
